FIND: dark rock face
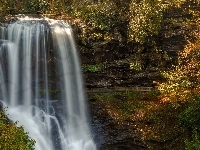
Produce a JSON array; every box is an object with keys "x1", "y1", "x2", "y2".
[
  {"x1": 0, "y1": 101, "x2": 3, "y2": 111},
  {"x1": 89, "y1": 98, "x2": 148, "y2": 150}
]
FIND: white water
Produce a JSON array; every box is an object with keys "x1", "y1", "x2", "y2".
[{"x1": 0, "y1": 17, "x2": 96, "y2": 150}]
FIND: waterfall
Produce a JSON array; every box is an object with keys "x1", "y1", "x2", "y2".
[{"x1": 0, "y1": 16, "x2": 96, "y2": 150}]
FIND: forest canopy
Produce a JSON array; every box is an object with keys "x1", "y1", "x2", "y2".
[{"x1": 0, "y1": 0, "x2": 196, "y2": 43}]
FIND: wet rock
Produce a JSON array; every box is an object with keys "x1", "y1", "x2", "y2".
[{"x1": 0, "y1": 101, "x2": 3, "y2": 111}]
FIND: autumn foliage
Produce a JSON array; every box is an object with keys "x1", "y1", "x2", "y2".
[{"x1": 0, "y1": 110, "x2": 35, "y2": 150}]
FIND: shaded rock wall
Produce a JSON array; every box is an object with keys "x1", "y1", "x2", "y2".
[{"x1": 76, "y1": 1, "x2": 200, "y2": 89}]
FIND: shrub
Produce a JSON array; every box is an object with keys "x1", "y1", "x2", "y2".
[
  {"x1": 178, "y1": 96, "x2": 200, "y2": 131},
  {"x1": 82, "y1": 63, "x2": 104, "y2": 72},
  {"x1": 0, "y1": 110, "x2": 35, "y2": 150},
  {"x1": 185, "y1": 130, "x2": 200, "y2": 150}
]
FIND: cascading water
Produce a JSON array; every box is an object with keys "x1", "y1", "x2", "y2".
[{"x1": 0, "y1": 16, "x2": 96, "y2": 150}]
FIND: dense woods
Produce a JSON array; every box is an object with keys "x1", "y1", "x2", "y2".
[
  {"x1": 1, "y1": 0, "x2": 200, "y2": 149},
  {"x1": 0, "y1": 0, "x2": 194, "y2": 42}
]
